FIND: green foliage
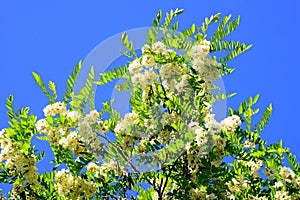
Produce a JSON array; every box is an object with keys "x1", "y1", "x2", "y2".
[
  {"x1": 95, "y1": 64, "x2": 128, "y2": 86},
  {"x1": 207, "y1": 14, "x2": 252, "y2": 74},
  {"x1": 114, "y1": 80, "x2": 132, "y2": 92},
  {"x1": 70, "y1": 66, "x2": 95, "y2": 111},
  {"x1": 163, "y1": 8, "x2": 184, "y2": 29},
  {"x1": 1, "y1": 9, "x2": 299, "y2": 200},
  {"x1": 200, "y1": 13, "x2": 221, "y2": 35},
  {"x1": 63, "y1": 60, "x2": 82, "y2": 104},
  {"x1": 211, "y1": 14, "x2": 240, "y2": 42},
  {"x1": 287, "y1": 151, "x2": 300, "y2": 173},
  {"x1": 32, "y1": 72, "x2": 54, "y2": 103},
  {"x1": 254, "y1": 103, "x2": 273, "y2": 133},
  {"x1": 35, "y1": 171, "x2": 65, "y2": 199},
  {"x1": 146, "y1": 10, "x2": 162, "y2": 46},
  {"x1": 6, "y1": 94, "x2": 15, "y2": 120},
  {"x1": 121, "y1": 32, "x2": 137, "y2": 58}
]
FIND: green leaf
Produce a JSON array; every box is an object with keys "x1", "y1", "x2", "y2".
[
  {"x1": 200, "y1": 13, "x2": 221, "y2": 35},
  {"x1": 163, "y1": 8, "x2": 184, "y2": 29},
  {"x1": 114, "y1": 80, "x2": 132, "y2": 92},
  {"x1": 153, "y1": 9, "x2": 162, "y2": 28},
  {"x1": 63, "y1": 60, "x2": 82, "y2": 103},
  {"x1": 48, "y1": 81, "x2": 58, "y2": 102},
  {"x1": 70, "y1": 66, "x2": 95, "y2": 111},
  {"x1": 95, "y1": 64, "x2": 128, "y2": 86},
  {"x1": 6, "y1": 94, "x2": 15, "y2": 119},
  {"x1": 254, "y1": 103, "x2": 272, "y2": 133},
  {"x1": 211, "y1": 15, "x2": 240, "y2": 42},
  {"x1": 32, "y1": 72, "x2": 52, "y2": 103},
  {"x1": 121, "y1": 32, "x2": 137, "y2": 58}
]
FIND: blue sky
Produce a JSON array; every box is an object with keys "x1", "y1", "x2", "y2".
[{"x1": 0, "y1": 0, "x2": 299, "y2": 194}]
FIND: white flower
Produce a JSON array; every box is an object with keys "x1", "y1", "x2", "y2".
[
  {"x1": 280, "y1": 166, "x2": 295, "y2": 183},
  {"x1": 175, "y1": 74, "x2": 190, "y2": 92},
  {"x1": 141, "y1": 44, "x2": 151, "y2": 53},
  {"x1": 131, "y1": 73, "x2": 143, "y2": 84},
  {"x1": 221, "y1": 115, "x2": 241, "y2": 133},
  {"x1": 192, "y1": 58, "x2": 205, "y2": 69},
  {"x1": 141, "y1": 69, "x2": 157, "y2": 85},
  {"x1": 244, "y1": 140, "x2": 256, "y2": 149},
  {"x1": 0, "y1": 129, "x2": 6, "y2": 139},
  {"x1": 161, "y1": 49, "x2": 174, "y2": 59},
  {"x1": 274, "y1": 181, "x2": 284, "y2": 188},
  {"x1": 207, "y1": 193, "x2": 217, "y2": 199},
  {"x1": 124, "y1": 112, "x2": 139, "y2": 124},
  {"x1": 59, "y1": 137, "x2": 69, "y2": 148},
  {"x1": 152, "y1": 41, "x2": 165, "y2": 54},
  {"x1": 152, "y1": 192, "x2": 159, "y2": 200},
  {"x1": 66, "y1": 110, "x2": 81, "y2": 119},
  {"x1": 87, "y1": 162, "x2": 99, "y2": 173},
  {"x1": 274, "y1": 190, "x2": 290, "y2": 200},
  {"x1": 114, "y1": 122, "x2": 126, "y2": 136},
  {"x1": 35, "y1": 119, "x2": 49, "y2": 134},
  {"x1": 204, "y1": 113, "x2": 215, "y2": 125},
  {"x1": 59, "y1": 131, "x2": 79, "y2": 149},
  {"x1": 160, "y1": 63, "x2": 181, "y2": 80},
  {"x1": 85, "y1": 110, "x2": 99, "y2": 124},
  {"x1": 131, "y1": 69, "x2": 157, "y2": 86},
  {"x1": 190, "y1": 40, "x2": 210, "y2": 58},
  {"x1": 128, "y1": 59, "x2": 142, "y2": 74},
  {"x1": 43, "y1": 102, "x2": 67, "y2": 116},
  {"x1": 293, "y1": 177, "x2": 300, "y2": 189},
  {"x1": 206, "y1": 119, "x2": 221, "y2": 134},
  {"x1": 141, "y1": 54, "x2": 155, "y2": 67},
  {"x1": 195, "y1": 127, "x2": 207, "y2": 146}
]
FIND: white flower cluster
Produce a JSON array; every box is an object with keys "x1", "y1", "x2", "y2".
[
  {"x1": 129, "y1": 41, "x2": 189, "y2": 96},
  {"x1": 87, "y1": 162, "x2": 99, "y2": 173},
  {"x1": 36, "y1": 118, "x2": 61, "y2": 144},
  {"x1": 114, "y1": 112, "x2": 139, "y2": 136},
  {"x1": 98, "y1": 160, "x2": 127, "y2": 177},
  {"x1": 186, "y1": 114, "x2": 229, "y2": 171},
  {"x1": 221, "y1": 115, "x2": 242, "y2": 133},
  {"x1": 195, "y1": 127, "x2": 208, "y2": 147},
  {"x1": 189, "y1": 188, "x2": 217, "y2": 200},
  {"x1": 77, "y1": 110, "x2": 106, "y2": 157},
  {"x1": 279, "y1": 166, "x2": 295, "y2": 183},
  {"x1": 66, "y1": 110, "x2": 81, "y2": 120},
  {"x1": 54, "y1": 169, "x2": 97, "y2": 199},
  {"x1": 206, "y1": 119, "x2": 222, "y2": 135},
  {"x1": 160, "y1": 112, "x2": 179, "y2": 126},
  {"x1": 128, "y1": 50, "x2": 157, "y2": 87},
  {"x1": 160, "y1": 62, "x2": 187, "y2": 92},
  {"x1": 0, "y1": 129, "x2": 38, "y2": 188},
  {"x1": 131, "y1": 68, "x2": 157, "y2": 86},
  {"x1": 266, "y1": 166, "x2": 300, "y2": 199},
  {"x1": 59, "y1": 131, "x2": 80, "y2": 149},
  {"x1": 244, "y1": 160, "x2": 263, "y2": 178},
  {"x1": 274, "y1": 190, "x2": 291, "y2": 200},
  {"x1": 43, "y1": 102, "x2": 67, "y2": 116},
  {"x1": 189, "y1": 40, "x2": 220, "y2": 85},
  {"x1": 36, "y1": 106, "x2": 83, "y2": 146},
  {"x1": 151, "y1": 41, "x2": 165, "y2": 54},
  {"x1": 36, "y1": 104, "x2": 102, "y2": 156},
  {"x1": 175, "y1": 74, "x2": 191, "y2": 93}
]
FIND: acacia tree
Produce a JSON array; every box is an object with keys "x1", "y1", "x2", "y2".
[{"x1": 0, "y1": 9, "x2": 300, "y2": 200}]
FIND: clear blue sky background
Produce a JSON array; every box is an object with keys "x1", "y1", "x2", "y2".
[{"x1": 0, "y1": 0, "x2": 299, "y2": 195}]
